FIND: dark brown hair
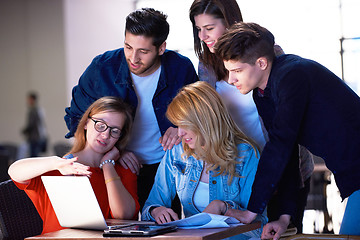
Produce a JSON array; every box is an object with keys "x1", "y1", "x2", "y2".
[
  {"x1": 215, "y1": 22, "x2": 276, "y2": 65},
  {"x1": 189, "y1": 0, "x2": 243, "y2": 80},
  {"x1": 126, "y1": 8, "x2": 169, "y2": 48}
]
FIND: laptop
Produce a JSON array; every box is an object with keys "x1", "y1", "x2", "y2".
[{"x1": 41, "y1": 175, "x2": 133, "y2": 230}]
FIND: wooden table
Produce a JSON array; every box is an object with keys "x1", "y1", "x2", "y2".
[
  {"x1": 26, "y1": 221, "x2": 261, "y2": 240},
  {"x1": 282, "y1": 233, "x2": 360, "y2": 240}
]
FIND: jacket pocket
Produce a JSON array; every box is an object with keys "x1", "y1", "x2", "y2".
[
  {"x1": 222, "y1": 167, "x2": 242, "y2": 197},
  {"x1": 173, "y1": 160, "x2": 190, "y2": 192}
]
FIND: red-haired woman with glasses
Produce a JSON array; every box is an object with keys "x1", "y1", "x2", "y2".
[{"x1": 9, "y1": 96, "x2": 139, "y2": 234}]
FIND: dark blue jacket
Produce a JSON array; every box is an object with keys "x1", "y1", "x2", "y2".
[
  {"x1": 249, "y1": 54, "x2": 360, "y2": 216},
  {"x1": 64, "y1": 48, "x2": 198, "y2": 138}
]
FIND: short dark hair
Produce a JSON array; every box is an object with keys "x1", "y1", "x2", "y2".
[
  {"x1": 215, "y1": 22, "x2": 275, "y2": 65},
  {"x1": 28, "y1": 91, "x2": 38, "y2": 101},
  {"x1": 125, "y1": 8, "x2": 169, "y2": 48}
]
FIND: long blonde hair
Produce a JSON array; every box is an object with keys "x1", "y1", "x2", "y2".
[
  {"x1": 166, "y1": 81, "x2": 258, "y2": 182},
  {"x1": 68, "y1": 96, "x2": 133, "y2": 156}
]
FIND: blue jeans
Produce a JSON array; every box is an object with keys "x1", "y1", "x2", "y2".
[{"x1": 339, "y1": 189, "x2": 360, "y2": 235}]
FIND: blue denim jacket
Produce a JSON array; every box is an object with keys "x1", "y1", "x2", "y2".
[
  {"x1": 142, "y1": 143, "x2": 267, "y2": 233},
  {"x1": 64, "y1": 48, "x2": 198, "y2": 138}
]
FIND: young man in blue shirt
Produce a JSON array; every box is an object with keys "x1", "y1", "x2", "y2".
[
  {"x1": 64, "y1": 8, "x2": 198, "y2": 213},
  {"x1": 215, "y1": 22, "x2": 360, "y2": 238}
]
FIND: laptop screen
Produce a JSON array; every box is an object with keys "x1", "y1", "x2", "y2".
[{"x1": 41, "y1": 176, "x2": 108, "y2": 230}]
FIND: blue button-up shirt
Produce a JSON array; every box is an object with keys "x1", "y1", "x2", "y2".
[{"x1": 64, "y1": 48, "x2": 198, "y2": 138}]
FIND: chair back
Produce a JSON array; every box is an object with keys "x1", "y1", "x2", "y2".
[
  {"x1": 53, "y1": 142, "x2": 72, "y2": 157},
  {"x1": 0, "y1": 180, "x2": 43, "y2": 240},
  {"x1": 0, "y1": 149, "x2": 9, "y2": 182}
]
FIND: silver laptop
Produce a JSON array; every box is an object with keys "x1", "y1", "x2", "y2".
[{"x1": 41, "y1": 175, "x2": 132, "y2": 230}]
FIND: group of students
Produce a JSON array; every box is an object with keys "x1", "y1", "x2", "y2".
[{"x1": 8, "y1": 0, "x2": 360, "y2": 239}]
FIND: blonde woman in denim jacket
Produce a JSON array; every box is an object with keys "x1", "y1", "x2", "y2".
[{"x1": 142, "y1": 81, "x2": 267, "y2": 239}]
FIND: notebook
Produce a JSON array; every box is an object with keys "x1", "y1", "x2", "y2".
[{"x1": 41, "y1": 175, "x2": 132, "y2": 230}]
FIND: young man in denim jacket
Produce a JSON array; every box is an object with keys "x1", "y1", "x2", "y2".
[{"x1": 64, "y1": 8, "x2": 198, "y2": 213}]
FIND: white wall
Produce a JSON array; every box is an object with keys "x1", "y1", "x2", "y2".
[
  {"x1": 239, "y1": 0, "x2": 343, "y2": 79},
  {"x1": 0, "y1": 0, "x2": 66, "y2": 151},
  {"x1": 0, "y1": 1, "x2": 28, "y2": 146},
  {"x1": 0, "y1": 0, "x2": 135, "y2": 155},
  {"x1": 64, "y1": 0, "x2": 134, "y2": 101}
]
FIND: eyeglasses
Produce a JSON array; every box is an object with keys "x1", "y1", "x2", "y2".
[{"x1": 89, "y1": 118, "x2": 122, "y2": 139}]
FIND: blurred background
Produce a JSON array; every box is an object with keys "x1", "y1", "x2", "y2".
[{"x1": 0, "y1": 0, "x2": 359, "y2": 234}]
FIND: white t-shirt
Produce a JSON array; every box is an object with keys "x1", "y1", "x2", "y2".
[
  {"x1": 216, "y1": 80, "x2": 267, "y2": 150},
  {"x1": 126, "y1": 67, "x2": 163, "y2": 165},
  {"x1": 193, "y1": 181, "x2": 209, "y2": 212}
]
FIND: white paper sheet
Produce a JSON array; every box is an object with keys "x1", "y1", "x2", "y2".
[{"x1": 164, "y1": 212, "x2": 243, "y2": 229}]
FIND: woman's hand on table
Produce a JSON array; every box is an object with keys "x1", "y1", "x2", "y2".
[{"x1": 151, "y1": 206, "x2": 179, "y2": 224}]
